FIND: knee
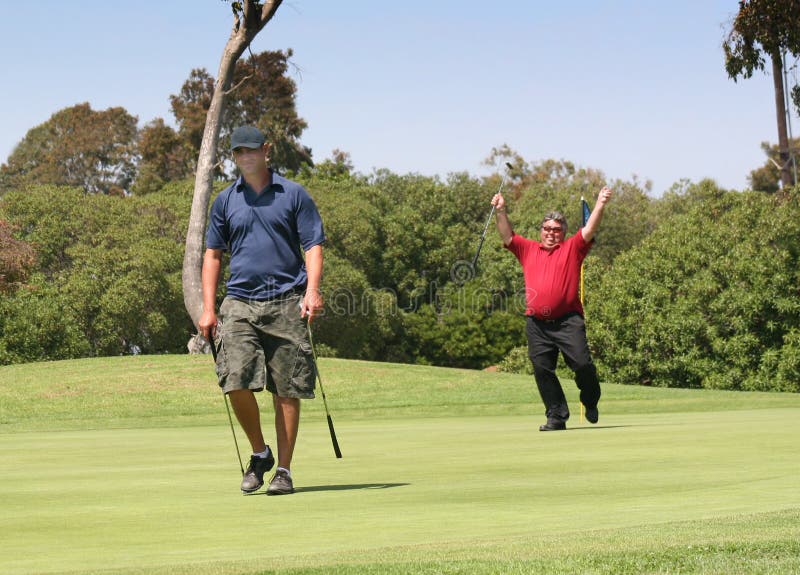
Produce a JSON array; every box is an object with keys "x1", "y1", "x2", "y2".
[
  {"x1": 574, "y1": 362, "x2": 597, "y2": 383},
  {"x1": 532, "y1": 362, "x2": 556, "y2": 379}
]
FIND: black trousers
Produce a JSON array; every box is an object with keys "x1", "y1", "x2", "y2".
[{"x1": 526, "y1": 313, "x2": 600, "y2": 422}]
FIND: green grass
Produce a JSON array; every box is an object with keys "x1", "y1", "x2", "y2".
[{"x1": 1, "y1": 356, "x2": 799, "y2": 574}]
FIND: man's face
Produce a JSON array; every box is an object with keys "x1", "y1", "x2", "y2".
[
  {"x1": 539, "y1": 219, "x2": 565, "y2": 250},
  {"x1": 232, "y1": 143, "x2": 269, "y2": 175}
]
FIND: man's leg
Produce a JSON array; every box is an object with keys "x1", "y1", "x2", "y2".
[
  {"x1": 527, "y1": 317, "x2": 570, "y2": 427},
  {"x1": 228, "y1": 388, "x2": 275, "y2": 493},
  {"x1": 259, "y1": 294, "x2": 314, "y2": 495},
  {"x1": 228, "y1": 389, "x2": 275, "y2": 492},
  {"x1": 266, "y1": 394, "x2": 300, "y2": 495},
  {"x1": 228, "y1": 389, "x2": 266, "y2": 453},
  {"x1": 552, "y1": 314, "x2": 601, "y2": 420},
  {"x1": 273, "y1": 394, "x2": 300, "y2": 469}
]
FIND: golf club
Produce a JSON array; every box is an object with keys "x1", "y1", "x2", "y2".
[
  {"x1": 306, "y1": 322, "x2": 343, "y2": 458},
  {"x1": 209, "y1": 336, "x2": 245, "y2": 476},
  {"x1": 471, "y1": 161, "x2": 514, "y2": 270}
]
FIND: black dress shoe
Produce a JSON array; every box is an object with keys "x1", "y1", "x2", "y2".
[
  {"x1": 539, "y1": 420, "x2": 566, "y2": 431},
  {"x1": 585, "y1": 405, "x2": 599, "y2": 424}
]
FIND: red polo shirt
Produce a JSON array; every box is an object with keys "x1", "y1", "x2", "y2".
[{"x1": 506, "y1": 230, "x2": 592, "y2": 319}]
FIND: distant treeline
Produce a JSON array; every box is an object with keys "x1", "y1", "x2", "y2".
[{"x1": 1, "y1": 161, "x2": 798, "y2": 392}]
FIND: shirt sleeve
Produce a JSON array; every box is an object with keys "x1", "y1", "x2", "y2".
[
  {"x1": 505, "y1": 233, "x2": 533, "y2": 262},
  {"x1": 573, "y1": 228, "x2": 592, "y2": 257},
  {"x1": 295, "y1": 187, "x2": 326, "y2": 251},
  {"x1": 205, "y1": 191, "x2": 229, "y2": 250}
]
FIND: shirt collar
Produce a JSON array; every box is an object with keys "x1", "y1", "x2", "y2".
[
  {"x1": 234, "y1": 172, "x2": 275, "y2": 195},
  {"x1": 537, "y1": 241, "x2": 562, "y2": 252}
]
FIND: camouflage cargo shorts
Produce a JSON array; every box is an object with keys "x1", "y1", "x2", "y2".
[{"x1": 214, "y1": 294, "x2": 316, "y2": 399}]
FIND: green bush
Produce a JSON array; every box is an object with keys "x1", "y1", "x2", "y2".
[
  {"x1": 497, "y1": 346, "x2": 533, "y2": 375},
  {"x1": 588, "y1": 183, "x2": 800, "y2": 391}
]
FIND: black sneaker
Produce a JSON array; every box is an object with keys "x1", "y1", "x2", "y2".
[
  {"x1": 267, "y1": 468, "x2": 295, "y2": 495},
  {"x1": 240, "y1": 449, "x2": 274, "y2": 493},
  {"x1": 539, "y1": 420, "x2": 567, "y2": 431},
  {"x1": 585, "y1": 405, "x2": 599, "y2": 424}
]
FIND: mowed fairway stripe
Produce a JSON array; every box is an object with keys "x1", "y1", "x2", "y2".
[{"x1": 0, "y1": 408, "x2": 798, "y2": 574}]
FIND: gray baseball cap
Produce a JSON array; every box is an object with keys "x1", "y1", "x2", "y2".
[{"x1": 230, "y1": 126, "x2": 265, "y2": 151}]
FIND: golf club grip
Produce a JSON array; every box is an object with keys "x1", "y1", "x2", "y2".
[
  {"x1": 327, "y1": 415, "x2": 342, "y2": 458},
  {"x1": 472, "y1": 236, "x2": 486, "y2": 268}
]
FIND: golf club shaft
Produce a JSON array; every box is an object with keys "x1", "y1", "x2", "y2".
[
  {"x1": 471, "y1": 205, "x2": 496, "y2": 269},
  {"x1": 306, "y1": 322, "x2": 343, "y2": 458},
  {"x1": 209, "y1": 336, "x2": 245, "y2": 475},
  {"x1": 472, "y1": 162, "x2": 512, "y2": 268}
]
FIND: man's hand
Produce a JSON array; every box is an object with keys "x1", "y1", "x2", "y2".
[
  {"x1": 301, "y1": 288, "x2": 324, "y2": 323},
  {"x1": 492, "y1": 192, "x2": 513, "y2": 246},
  {"x1": 198, "y1": 309, "x2": 218, "y2": 342},
  {"x1": 597, "y1": 186, "x2": 613, "y2": 205},
  {"x1": 491, "y1": 192, "x2": 506, "y2": 212},
  {"x1": 581, "y1": 186, "x2": 613, "y2": 243}
]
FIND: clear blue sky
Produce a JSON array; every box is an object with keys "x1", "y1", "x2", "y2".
[{"x1": 1, "y1": 1, "x2": 797, "y2": 195}]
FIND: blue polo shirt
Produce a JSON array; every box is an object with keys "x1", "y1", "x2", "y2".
[{"x1": 205, "y1": 172, "x2": 325, "y2": 300}]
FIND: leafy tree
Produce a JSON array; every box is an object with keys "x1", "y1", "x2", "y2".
[
  {"x1": 310, "y1": 252, "x2": 406, "y2": 362},
  {"x1": 483, "y1": 144, "x2": 529, "y2": 180},
  {"x1": 724, "y1": 0, "x2": 800, "y2": 190},
  {"x1": 295, "y1": 165, "x2": 384, "y2": 286},
  {"x1": 308, "y1": 149, "x2": 354, "y2": 179},
  {"x1": 0, "y1": 185, "x2": 93, "y2": 274},
  {"x1": 588, "y1": 183, "x2": 800, "y2": 391},
  {"x1": 133, "y1": 118, "x2": 194, "y2": 195},
  {"x1": 651, "y1": 178, "x2": 728, "y2": 223},
  {"x1": 0, "y1": 276, "x2": 91, "y2": 364},
  {"x1": 0, "y1": 220, "x2": 35, "y2": 293},
  {"x1": 747, "y1": 138, "x2": 800, "y2": 193},
  {"x1": 402, "y1": 282, "x2": 524, "y2": 369},
  {"x1": 0, "y1": 184, "x2": 194, "y2": 362},
  {"x1": 0, "y1": 103, "x2": 138, "y2": 195},
  {"x1": 171, "y1": 50, "x2": 310, "y2": 176},
  {"x1": 183, "y1": 0, "x2": 283, "y2": 330},
  {"x1": 170, "y1": 68, "x2": 215, "y2": 157},
  {"x1": 296, "y1": 155, "x2": 657, "y2": 368},
  {"x1": 225, "y1": 49, "x2": 311, "y2": 170},
  {"x1": 294, "y1": 163, "x2": 518, "y2": 364}
]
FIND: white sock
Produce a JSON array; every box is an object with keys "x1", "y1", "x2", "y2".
[
  {"x1": 276, "y1": 466, "x2": 291, "y2": 478},
  {"x1": 253, "y1": 446, "x2": 271, "y2": 459}
]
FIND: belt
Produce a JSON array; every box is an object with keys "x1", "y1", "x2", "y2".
[
  {"x1": 231, "y1": 286, "x2": 305, "y2": 304},
  {"x1": 265, "y1": 286, "x2": 305, "y2": 301},
  {"x1": 528, "y1": 312, "x2": 577, "y2": 324}
]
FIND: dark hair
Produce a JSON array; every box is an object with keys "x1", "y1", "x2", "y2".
[{"x1": 540, "y1": 211, "x2": 567, "y2": 231}]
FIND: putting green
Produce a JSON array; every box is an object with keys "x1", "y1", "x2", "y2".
[{"x1": 1, "y1": 408, "x2": 799, "y2": 574}]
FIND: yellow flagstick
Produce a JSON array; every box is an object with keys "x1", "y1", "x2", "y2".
[
  {"x1": 580, "y1": 262, "x2": 585, "y2": 424},
  {"x1": 579, "y1": 196, "x2": 588, "y2": 424}
]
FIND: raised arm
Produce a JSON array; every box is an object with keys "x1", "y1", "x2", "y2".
[
  {"x1": 491, "y1": 192, "x2": 514, "y2": 246},
  {"x1": 582, "y1": 186, "x2": 613, "y2": 243}
]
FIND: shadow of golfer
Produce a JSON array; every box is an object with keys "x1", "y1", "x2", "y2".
[
  {"x1": 297, "y1": 482, "x2": 410, "y2": 493},
  {"x1": 566, "y1": 425, "x2": 631, "y2": 431},
  {"x1": 243, "y1": 482, "x2": 410, "y2": 496}
]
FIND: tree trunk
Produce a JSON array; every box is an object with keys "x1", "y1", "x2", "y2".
[
  {"x1": 771, "y1": 52, "x2": 794, "y2": 191},
  {"x1": 182, "y1": 0, "x2": 282, "y2": 329}
]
